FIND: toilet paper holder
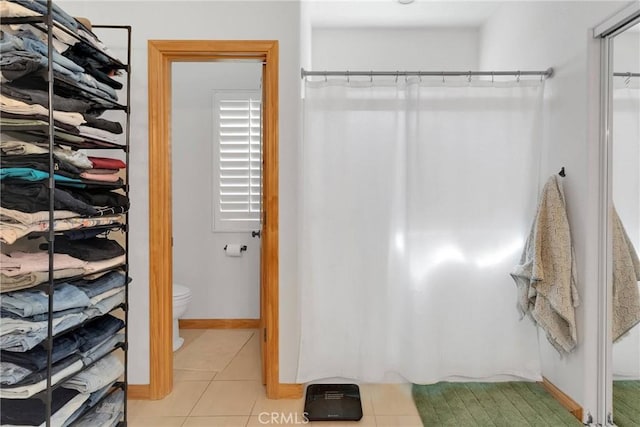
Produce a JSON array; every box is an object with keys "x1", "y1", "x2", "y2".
[{"x1": 224, "y1": 245, "x2": 247, "y2": 252}]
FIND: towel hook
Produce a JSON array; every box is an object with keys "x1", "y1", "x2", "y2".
[{"x1": 559, "y1": 167, "x2": 566, "y2": 177}]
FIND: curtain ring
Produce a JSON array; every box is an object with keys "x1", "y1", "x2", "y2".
[
  {"x1": 324, "y1": 72, "x2": 327, "y2": 82},
  {"x1": 370, "y1": 71, "x2": 373, "y2": 83},
  {"x1": 395, "y1": 71, "x2": 399, "y2": 83},
  {"x1": 419, "y1": 73, "x2": 422, "y2": 83},
  {"x1": 346, "y1": 70, "x2": 350, "y2": 83},
  {"x1": 442, "y1": 72, "x2": 445, "y2": 83},
  {"x1": 517, "y1": 71, "x2": 521, "y2": 82},
  {"x1": 468, "y1": 71, "x2": 472, "y2": 83},
  {"x1": 491, "y1": 72, "x2": 494, "y2": 83}
]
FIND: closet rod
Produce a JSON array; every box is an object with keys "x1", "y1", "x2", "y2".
[
  {"x1": 614, "y1": 72, "x2": 640, "y2": 77},
  {"x1": 300, "y1": 67, "x2": 554, "y2": 79}
]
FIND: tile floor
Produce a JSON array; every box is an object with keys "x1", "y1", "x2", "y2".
[{"x1": 127, "y1": 329, "x2": 423, "y2": 426}]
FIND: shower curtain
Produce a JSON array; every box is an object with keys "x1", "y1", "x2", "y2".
[
  {"x1": 612, "y1": 80, "x2": 640, "y2": 379},
  {"x1": 298, "y1": 77, "x2": 547, "y2": 384}
]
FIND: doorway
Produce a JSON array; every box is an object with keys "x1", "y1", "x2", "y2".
[{"x1": 147, "y1": 40, "x2": 280, "y2": 399}]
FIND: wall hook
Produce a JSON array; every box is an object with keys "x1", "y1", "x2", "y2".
[
  {"x1": 224, "y1": 245, "x2": 247, "y2": 252},
  {"x1": 558, "y1": 167, "x2": 566, "y2": 177}
]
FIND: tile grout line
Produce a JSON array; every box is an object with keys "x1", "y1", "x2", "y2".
[
  {"x1": 184, "y1": 378, "x2": 217, "y2": 419},
  {"x1": 212, "y1": 329, "x2": 258, "y2": 380}
]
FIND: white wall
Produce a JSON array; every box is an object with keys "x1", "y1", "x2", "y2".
[
  {"x1": 56, "y1": 0, "x2": 632, "y2": 396},
  {"x1": 171, "y1": 62, "x2": 262, "y2": 319},
  {"x1": 58, "y1": 0, "x2": 301, "y2": 384},
  {"x1": 312, "y1": 27, "x2": 480, "y2": 71},
  {"x1": 480, "y1": 0, "x2": 627, "y2": 418}
]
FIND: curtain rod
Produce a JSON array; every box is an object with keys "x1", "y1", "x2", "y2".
[
  {"x1": 300, "y1": 67, "x2": 554, "y2": 79},
  {"x1": 614, "y1": 72, "x2": 640, "y2": 77}
]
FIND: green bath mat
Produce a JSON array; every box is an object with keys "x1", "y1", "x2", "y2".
[
  {"x1": 613, "y1": 380, "x2": 640, "y2": 427},
  {"x1": 412, "y1": 381, "x2": 582, "y2": 426}
]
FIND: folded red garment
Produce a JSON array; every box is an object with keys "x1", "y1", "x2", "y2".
[{"x1": 88, "y1": 156, "x2": 126, "y2": 169}]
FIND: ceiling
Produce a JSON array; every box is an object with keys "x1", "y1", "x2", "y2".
[{"x1": 305, "y1": 0, "x2": 503, "y2": 28}]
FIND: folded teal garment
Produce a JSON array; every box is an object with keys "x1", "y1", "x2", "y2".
[{"x1": 0, "y1": 168, "x2": 85, "y2": 187}]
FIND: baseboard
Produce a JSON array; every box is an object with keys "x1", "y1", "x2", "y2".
[
  {"x1": 128, "y1": 384, "x2": 151, "y2": 399},
  {"x1": 277, "y1": 383, "x2": 304, "y2": 399},
  {"x1": 129, "y1": 381, "x2": 301, "y2": 400},
  {"x1": 541, "y1": 377, "x2": 583, "y2": 421},
  {"x1": 179, "y1": 319, "x2": 260, "y2": 329}
]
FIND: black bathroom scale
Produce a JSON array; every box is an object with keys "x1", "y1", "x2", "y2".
[{"x1": 304, "y1": 384, "x2": 363, "y2": 421}]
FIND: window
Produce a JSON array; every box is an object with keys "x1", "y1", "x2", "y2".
[{"x1": 212, "y1": 90, "x2": 262, "y2": 232}]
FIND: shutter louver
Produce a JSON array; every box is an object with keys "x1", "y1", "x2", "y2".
[{"x1": 213, "y1": 91, "x2": 262, "y2": 231}]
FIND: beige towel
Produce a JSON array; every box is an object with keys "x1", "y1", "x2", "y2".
[
  {"x1": 511, "y1": 175, "x2": 580, "y2": 354},
  {"x1": 612, "y1": 207, "x2": 640, "y2": 341}
]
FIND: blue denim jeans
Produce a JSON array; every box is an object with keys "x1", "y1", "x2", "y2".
[
  {"x1": 0, "y1": 312, "x2": 87, "y2": 351},
  {"x1": 0, "y1": 361, "x2": 32, "y2": 385},
  {"x1": 1, "y1": 354, "x2": 79, "y2": 389},
  {"x1": 62, "y1": 354, "x2": 123, "y2": 394},
  {"x1": 75, "y1": 271, "x2": 127, "y2": 299},
  {"x1": 11, "y1": 0, "x2": 79, "y2": 33},
  {"x1": 62, "y1": 381, "x2": 115, "y2": 426},
  {"x1": 0, "y1": 30, "x2": 84, "y2": 78},
  {"x1": 80, "y1": 333, "x2": 124, "y2": 365},
  {"x1": 84, "y1": 289, "x2": 125, "y2": 319},
  {"x1": 0, "y1": 333, "x2": 80, "y2": 371},
  {"x1": 19, "y1": 30, "x2": 85, "y2": 74},
  {"x1": 0, "y1": 357, "x2": 82, "y2": 398},
  {"x1": 72, "y1": 389, "x2": 124, "y2": 427},
  {"x1": 75, "y1": 314, "x2": 124, "y2": 352},
  {"x1": 52, "y1": 393, "x2": 91, "y2": 427},
  {"x1": 78, "y1": 71, "x2": 118, "y2": 100},
  {"x1": 1, "y1": 282, "x2": 90, "y2": 317},
  {"x1": 1, "y1": 306, "x2": 85, "y2": 322}
]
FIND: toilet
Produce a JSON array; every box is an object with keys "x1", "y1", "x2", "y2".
[{"x1": 172, "y1": 284, "x2": 192, "y2": 351}]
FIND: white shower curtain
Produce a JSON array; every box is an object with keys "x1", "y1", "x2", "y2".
[
  {"x1": 612, "y1": 81, "x2": 640, "y2": 379},
  {"x1": 298, "y1": 78, "x2": 545, "y2": 383}
]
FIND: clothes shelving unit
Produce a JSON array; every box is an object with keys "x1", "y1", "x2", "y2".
[{"x1": 0, "y1": 0, "x2": 131, "y2": 425}]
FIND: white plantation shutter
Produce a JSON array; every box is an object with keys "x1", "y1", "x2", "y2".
[{"x1": 213, "y1": 90, "x2": 262, "y2": 231}]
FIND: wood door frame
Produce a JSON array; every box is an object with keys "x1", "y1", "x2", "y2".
[{"x1": 147, "y1": 40, "x2": 281, "y2": 399}]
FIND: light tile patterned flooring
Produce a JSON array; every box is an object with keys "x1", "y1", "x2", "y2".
[{"x1": 128, "y1": 329, "x2": 423, "y2": 426}]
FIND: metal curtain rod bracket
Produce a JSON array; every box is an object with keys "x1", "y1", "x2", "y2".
[
  {"x1": 300, "y1": 67, "x2": 554, "y2": 79},
  {"x1": 613, "y1": 72, "x2": 640, "y2": 77}
]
